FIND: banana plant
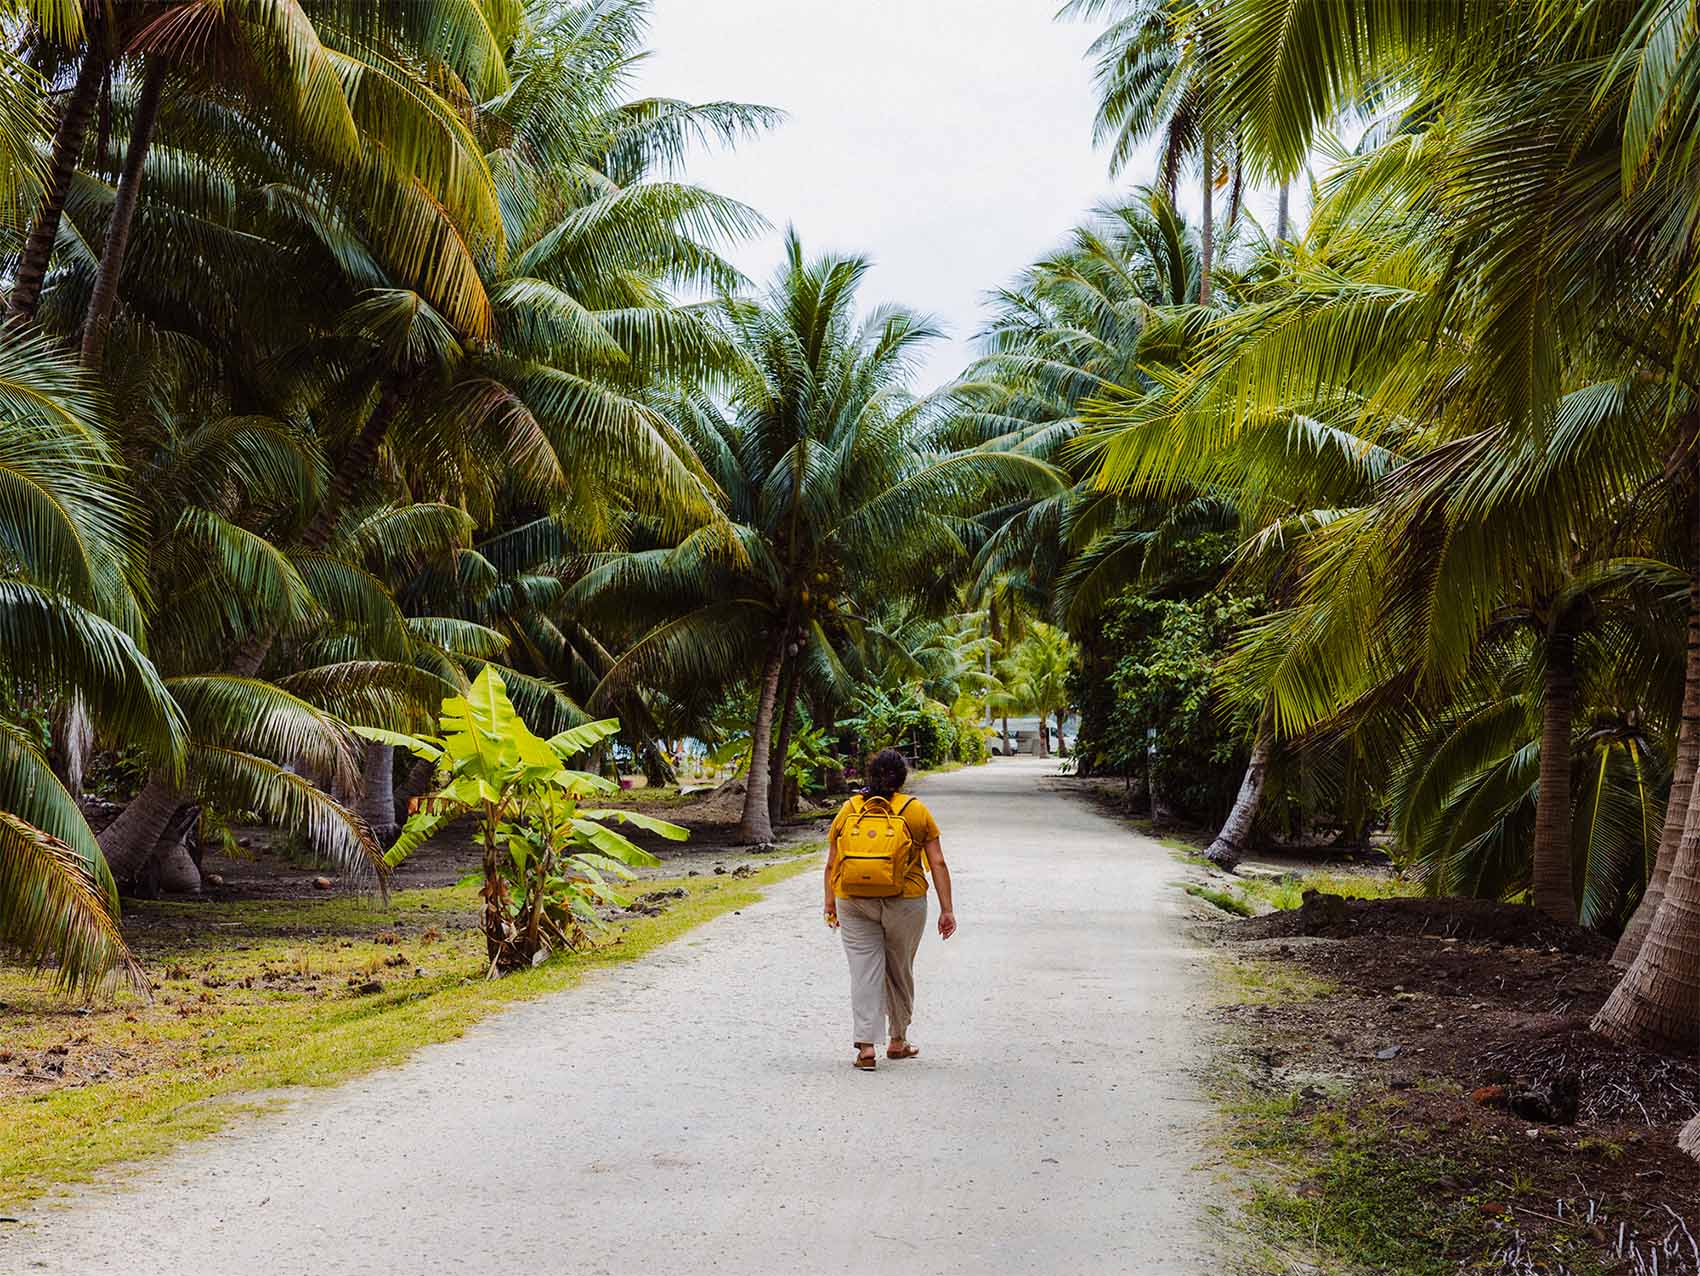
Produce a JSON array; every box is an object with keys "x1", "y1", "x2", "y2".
[{"x1": 357, "y1": 666, "x2": 683, "y2": 973}]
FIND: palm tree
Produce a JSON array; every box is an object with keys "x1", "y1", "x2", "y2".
[
  {"x1": 70, "y1": 0, "x2": 772, "y2": 883},
  {"x1": 1060, "y1": 0, "x2": 1239, "y2": 302},
  {"x1": 579, "y1": 233, "x2": 1061, "y2": 842},
  {"x1": 5, "y1": 33, "x2": 101, "y2": 327},
  {"x1": 0, "y1": 333, "x2": 181, "y2": 989},
  {"x1": 1387, "y1": 618, "x2": 1676, "y2": 929},
  {"x1": 960, "y1": 191, "x2": 1212, "y2": 621},
  {"x1": 962, "y1": 190, "x2": 1282, "y2": 841},
  {"x1": 1616, "y1": 491, "x2": 1700, "y2": 964},
  {"x1": 11, "y1": 0, "x2": 516, "y2": 342},
  {"x1": 17, "y1": 0, "x2": 529, "y2": 801},
  {"x1": 1004, "y1": 625, "x2": 1076, "y2": 757},
  {"x1": 0, "y1": 0, "x2": 785, "y2": 996}
]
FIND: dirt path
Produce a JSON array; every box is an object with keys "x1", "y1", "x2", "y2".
[{"x1": 5, "y1": 757, "x2": 1215, "y2": 1275}]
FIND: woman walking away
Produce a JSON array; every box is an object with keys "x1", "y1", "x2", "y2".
[{"x1": 824, "y1": 748, "x2": 956, "y2": 1071}]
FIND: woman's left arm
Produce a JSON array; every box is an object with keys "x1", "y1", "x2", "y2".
[{"x1": 924, "y1": 838, "x2": 955, "y2": 939}]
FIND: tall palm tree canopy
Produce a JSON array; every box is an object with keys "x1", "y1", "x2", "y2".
[
  {"x1": 582, "y1": 230, "x2": 1063, "y2": 719},
  {"x1": 0, "y1": 0, "x2": 777, "y2": 988}
]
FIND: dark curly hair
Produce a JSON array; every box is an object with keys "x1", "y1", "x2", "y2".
[{"x1": 865, "y1": 748, "x2": 908, "y2": 800}]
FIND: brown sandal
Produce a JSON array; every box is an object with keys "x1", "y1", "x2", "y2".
[
  {"x1": 853, "y1": 1049, "x2": 877, "y2": 1071},
  {"x1": 886, "y1": 1043, "x2": 920, "y2": 1060}
]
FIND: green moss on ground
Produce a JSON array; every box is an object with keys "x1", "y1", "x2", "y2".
[
  {"x1": 1215, "y1": 953, "x2": 1337, "y2": 1007},
  {"x1": 1181, "y1": 867, "x2": 1418, "y2": 921},
  {"x1": 0, "y1": 853, "x2": 818, "y2": 1211},
  {"x1": 1184, "y1": 883, "x2": 1254, "y2": 917},
  {"x1": 608, "y1": 784, "x2": 703, "y2": 807},
  {"x1": 1165, "y1": 842, "x2": 1212, "y2": 866}
]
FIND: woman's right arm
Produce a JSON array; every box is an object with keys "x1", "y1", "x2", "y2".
[{"x1": 823, "y1": 824, "x2": 841, "y2": 928}]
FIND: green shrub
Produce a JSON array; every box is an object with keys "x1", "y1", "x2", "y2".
[
  {"x1": 911, "y1": 711, "x2": 955, "y2": 768},
  {"x1": 1074, "y1": 590, "x2": 1258, "y2": 820},
  {"x1": 840, "y1": 685, "x2": 958, "y2": 769},
  {"x1": 954, "y1": 725, "x2": 990, "y2": 765}
]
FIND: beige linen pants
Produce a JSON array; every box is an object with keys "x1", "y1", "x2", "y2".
[{"x1": 837, "y1": 895, "x2": 929, "y2": 1044}]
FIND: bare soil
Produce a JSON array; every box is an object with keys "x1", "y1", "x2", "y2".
[{"x1": 1215, "y1": 896, "x2": 1700, "y2": 1272}]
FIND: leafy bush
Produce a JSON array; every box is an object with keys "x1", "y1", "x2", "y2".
[
  {"x1": 709, "y1": 721, "x2": 839, "y2": 800},
  {"x1": 1075, "y1": 590, "x2": 1258, "y2": 820},
  {"x1": 359, "y1": 667, "x2": 685, "y2": 972},
  {"x1": 954, "y1": 724, "x2": 990, "y2": 765},
  {"x1": 914, "y1": 712, "x2": 956, "y2": 768},
  {"x1": 839, "y1": 684, "x2": 957, "y2": 769}
]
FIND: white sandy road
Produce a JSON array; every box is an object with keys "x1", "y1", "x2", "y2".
[{"x1": 4, "y1": 756, "x2": 1215, "y2": 1275}]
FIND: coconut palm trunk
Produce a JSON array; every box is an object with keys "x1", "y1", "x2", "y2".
[
  {"x1": 1617, "y1": 574, "x2": 1700, "y2": 963},
  {"x1": 48, "y1": 63, "x2": 170, "y2": 797},
  {"x1": 358, "y1": 742, "x2": 398, "y2": 846},
  {"x1": 736, "y1": 632, "x2": 785, "y2": 844},
  {"x1": 395, "y1": 755, "x2": 437, "y2": 822},
  {"x1": 80, "y1": 58, "x2": 166, "y2": 365},
  {"x1": 1055, "y1": 709, "x2": 1067, "y2": 756},
  {"x1": 1531, "y1": 633, "x2": 1578, "y2": 924},
  {"x1": 767, "y1": 646, "x2": 800, "y2": 823},
  {"x1": 1207, "y1": 730, "x2": 1274, "y2": 869},
  {"x1": 1198, "y1": 125, "x2": 1214, "y2": 306},
  {"x1": 98, "y1": 774, "x2": 183, "y2": 881},
  {"x1": 1275, "y1": 180, "x2": 1290, "y2": 242},
  {"x1": 6, "y1": 50, "x2": 104, "y2": 327},
  {"x1": 1591, "y1": 763, "x2": 1700, "y2": 1053}
]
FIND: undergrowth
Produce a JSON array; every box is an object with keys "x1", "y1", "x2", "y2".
[
  {"x1": 1211, "y1": 954, "x2": 1488, "y2": 1274},
  {"x1": 1225, "y1": 1086, "x2": 1496, "y2": 1276}
]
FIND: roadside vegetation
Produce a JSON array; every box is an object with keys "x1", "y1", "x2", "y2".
[
  {"x1": 1185, "y1": 868, "x2": 1419, "y2": 919},
  {"x1": 1207, "y1": 934, "x2": 1700, "y2": 1275}
]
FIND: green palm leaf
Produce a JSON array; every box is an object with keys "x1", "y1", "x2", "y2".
[{"x1": 0, "y1": 811, "x2": 143, "y2": 996}]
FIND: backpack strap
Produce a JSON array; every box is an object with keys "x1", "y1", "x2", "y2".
[{"x1": 893, "y1": 797, "x2": 922, "y2": 864}]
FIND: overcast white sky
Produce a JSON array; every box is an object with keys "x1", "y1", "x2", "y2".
[{"x1": 633, "y1": 0, "x2": 1138, "y2": 391}]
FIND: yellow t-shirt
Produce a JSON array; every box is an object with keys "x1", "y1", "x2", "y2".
[{"x1": 829, "y1": 792, "x2": 941, "y2": 900}]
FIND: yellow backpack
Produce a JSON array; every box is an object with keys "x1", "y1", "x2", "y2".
[{"x1": 837, "y1": 795, "x2": 916, "y2": 897}]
